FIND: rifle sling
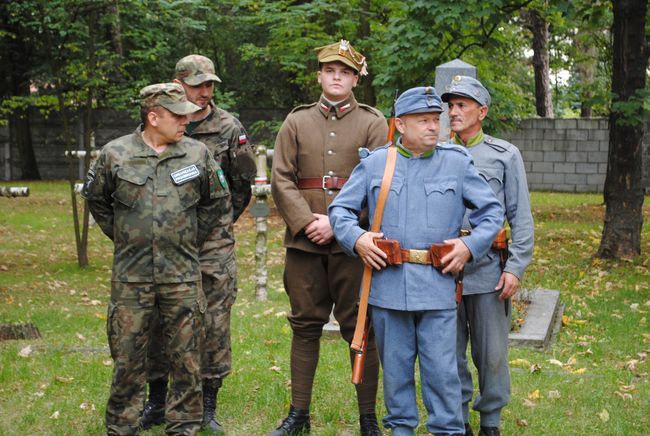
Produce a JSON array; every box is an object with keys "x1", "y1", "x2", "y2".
[{"x1": 351, "y1": 145, "x2": 397, "y2": 352}]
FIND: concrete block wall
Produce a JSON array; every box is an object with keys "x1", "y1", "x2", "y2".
[{"x1": 501, "y1": 118, "x2": 650, "y2": 193}]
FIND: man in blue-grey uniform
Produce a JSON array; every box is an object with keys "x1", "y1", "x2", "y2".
[
  {"x1": 329, "y1": 86, "x2": 503, "y2": 436},
  {"x1": 442, "y1": 76, "x2": 534, "y2": 436}
]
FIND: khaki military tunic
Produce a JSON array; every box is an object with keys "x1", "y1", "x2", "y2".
[{"x1": 272, "y1": 93, "x2": 388, "y2": 254}]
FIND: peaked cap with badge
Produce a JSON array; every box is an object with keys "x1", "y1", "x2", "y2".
[
  {"x1": 140, "y1": 83, "x2": 201, "y2": 115},
  {"x1": 441, "y1": 75, "x2": 491, "y2": 107},
  {"x1": 175, "y1": 54, "x2": 222, "y2": 86},
  {"x1": 395, "y1": 86, "x2": 443, "y2": 117},
  {"x1": 315, "y1": 39, "x2": 368, "y2": 76}
]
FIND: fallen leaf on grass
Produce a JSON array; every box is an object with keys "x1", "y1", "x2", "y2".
[
  {"x1": 263, "y1": 308, "x2": 274, "y2": 316},
  {"x1": 274, "y1": 311, "x2": 287, "y2": 317},
  {"x1": 548, "y1": 359, "x2": 563, "y2": 367},
  {"x1": 630, "y1": 303, "x2": 639, "y2": 311},
  {"x1": 522, "y1": 399, "x2": 536, "y2": 408},
  {"x1": 50, "y1": 411, "x2": 60, "y2": 419},
  {"x1": 102, "y1": 359, "x2": 113, "y2": 367},
  {"x1": 638, "y1": 352, "x2": 647, "y2": 361},
  {"x1": 515, "y1": 418, "x2": 528, "y2": 427},
  {"x1": 547, "y1": 390, "x2": 561, "y2": 399},
  {"x1": 33, "y1": 391, "x2": 45, "y2": 398},
  {"x1": 510, "y1": 358, "x2": 530, "y2": 367},
  {"x1": 598, "y1": 409, "x2": 610, "y2": 422},
  {"x1": 79, "y1": 402, "x2": 96, "y2": 411},
  {"x1": 528, "y1": 390, "x2": 540, "y2": 400},
  {"x1": 18, "y1": 345, "x2": 33, "y2": 358},
  {"x1": 269, "y1": 366, "x2": 281, "y2": 373},
  {"x1": 95, "y1": 312, "x2": 107, "y2": 321},
  {"x1": 76, "y1": 333, "x2": 86, "y2": 341},
  {"x1": 529, "y1": 364, "x2": 541, "y2": 374},
  {"x1": 571, "y1": 367, "x2": 587, "y2": 375},
  {"x1": 55, "y1": 376, "x2": 74, "y2": 384},
  {"x1": 566, "y1": 356, "x2": 577, "y2": 366},
  {"x1": 615, "y1": 392, "x2": 633, "y2": 400}
]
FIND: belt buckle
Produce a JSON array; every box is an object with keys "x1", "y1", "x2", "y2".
[
  {"x1": 322, "y1": 175, "x2": 331, "y2": 190},
  {"x1": 409, "y1": 249, "x2": 429, "y2": 264},
  {"x1": 460, "y1": 229, "x2": 471, "y2": 237}
]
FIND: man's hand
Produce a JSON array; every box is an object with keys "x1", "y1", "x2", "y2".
[
  {"x1": 304, "y1": 213, "x2": 334, "y2": 245},
  {"x1": 497, "y1": 271, "x2": 520, "y2": 300},
  {"x1": 354, "y1": 232, "x2": 387, "y2": 270},
  {"x1": 440, "y1": 238, "x2": 471, "y2": 274}
]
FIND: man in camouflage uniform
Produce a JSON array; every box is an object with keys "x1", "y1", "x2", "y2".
[
  {"x1": 141, "y1": 55, "x2": 256, "y2": 434},
  {"x1": 270, "y1": 40, "x2": 387, "y2": 436},
  {"x1": 82, "y1": 83, "x2": 231, "y2": 435}
]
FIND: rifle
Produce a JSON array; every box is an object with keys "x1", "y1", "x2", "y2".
[{"x1": 351, "y1": 89, "x2": 398, "y2": 385}]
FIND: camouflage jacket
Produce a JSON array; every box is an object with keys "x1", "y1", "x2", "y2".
[
  {"x1": 82, "y1": 127, "x2": 230, "y2": 283},
  {"x1": 187, "y1": 102, "x2": 256, "y2": 222}
]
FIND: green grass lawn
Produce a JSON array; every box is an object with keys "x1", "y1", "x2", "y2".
[{"x1": 1, "y1": 182, "x2": 648, "y2": 435}]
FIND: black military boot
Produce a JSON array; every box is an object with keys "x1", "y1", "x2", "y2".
[
  {"x1": 464, "y1": 422, "x2": 474, "y2": 436},
  {"x1": 202, "y1": 378, "x2": 225, "y2": 435},
  {"x1": 139, "y1": 378, "x2": 166, "y2": 430},
  {"x1": 478, "y1": 427, "x2": 500, "y2": 436},
  {"x1": 269, "y1": 405, "x2": 310, "y2": 435},
  {"x1": 359, "y1": 413, "x2": 382, "y2": 436}
]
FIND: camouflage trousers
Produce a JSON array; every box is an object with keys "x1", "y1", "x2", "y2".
[
  {"x1": 106, "y1": 281, "x2": 205, "y2": 436},
  {"x1": 147, "y1": 252, "x2": 237, "y2": 383}
]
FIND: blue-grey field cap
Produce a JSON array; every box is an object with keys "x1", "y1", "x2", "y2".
[
  {"x1": 441, "y1": 75, "x2": 491, "y2": 107},
  {"x1": 394, "y1": 86, "x2": 443, "y2": 117}
]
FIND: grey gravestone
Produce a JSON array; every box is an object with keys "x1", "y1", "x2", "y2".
[
  {"x1": 435, "y1": 59, "x2": 477, "y2": 143},
  {"x1": 509, "y1": 288, "x2": 562, "y2": 349}
]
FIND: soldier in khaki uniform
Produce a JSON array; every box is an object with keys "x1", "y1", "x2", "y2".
[
  {"x1": 82, "y1": 83, "x2": 230, "y2": 435},
  {"x1": 142, "y1": 55, "x2": 256, "y2": 434},
  {"x1": 270, "y1": 40, "x2": 388, "y2": 436}
]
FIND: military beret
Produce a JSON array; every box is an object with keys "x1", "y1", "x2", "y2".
[
  {"x1": 394, "y1": 86, "x2": 443, "y2": 117},
  {"x1": 139, "y1": 83, "x2": 201, "y2": 115},
  {"x1": 315, "y1": 39, "x2": 368, "y2": 75},
  {"x1": 175, "y1": 54, "x2": 222, "y2": 86},
  {"x1": 441, "y1": 75, "x2": 491, "y2": 107}
]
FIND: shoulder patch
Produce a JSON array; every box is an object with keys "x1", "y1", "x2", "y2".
[
  {"x1": 436, "y1": 142, "x2": 470, "y2": 156},
  {"x1": 483, "y1": 135, "x2": 513, "y2": 153},
  {"x1": 358, "y1": 103, "x2": 384, "y2": 118},
  {"x1": 290, "y1": 102, "x2": 318, "y2": 114}
]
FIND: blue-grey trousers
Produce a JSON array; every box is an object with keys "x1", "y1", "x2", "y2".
[
  {"x1": 456, "y1": 290, "x2": 511, "y2": 427},
  {"x1": 372, "y1": 306, "x2": 464, "y2": 435}
]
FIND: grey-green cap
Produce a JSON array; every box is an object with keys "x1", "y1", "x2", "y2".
[
  {"x1": 441, "y1": 75, "x2": 491, "y2": 107},
  {"x1": 175, "y1": 54, "x2": 222, "y2": 85},
  {"x1": 139, "y1": 83, "x2": 201, "y2": 115}
]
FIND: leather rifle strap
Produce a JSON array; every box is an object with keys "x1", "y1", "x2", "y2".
[{"x1": 351, "y1": 145, "x2": 398, "y2": 351}]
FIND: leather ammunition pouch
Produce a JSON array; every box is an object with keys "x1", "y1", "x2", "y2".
[{"x1": 373, "y1": 238, "x2": 454, "y2": 270}]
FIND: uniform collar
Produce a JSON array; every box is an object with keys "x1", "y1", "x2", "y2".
[
  {"x1": 134, "y1": 126, "x2": 187, "y2": 159},
  {"x1": 317, "y1": 93, "x2": 357, "y2": 119},
  {"x1": 396, "y1": 137, "x2": 435, "y2": 159},
  {"x1": 452, "y1": 129, "x2": 484, "y2": 147},
  {"x1": 187, "y1": 101, "x2": 222, "y2": 135}
]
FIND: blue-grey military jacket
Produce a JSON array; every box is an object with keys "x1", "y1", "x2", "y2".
[
  {"x1": 460, "y1": 134, "x2": 535, "y2": 294},
  {"x1": 328, "y1": 142, "x2": 503, "y2": 311}
]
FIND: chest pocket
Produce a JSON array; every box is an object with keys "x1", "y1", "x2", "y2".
[
  {"x1": 113, "y1": 168, "x2": 149, "y2": 208},
  {"x1": 424, "y1": 177, "x2": 457, "y2": 228},
  {"x1": 370, "y1": 176, "x2": 403, "y2": 228},
  {"x1": 478, "y1": 166, "x2": 503, "y2": 194}
]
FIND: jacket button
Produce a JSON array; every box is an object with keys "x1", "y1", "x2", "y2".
[
  {"x1": 327, "y1": 150, "x2": 334, "y2": 155},
  {"x1": 329, "y1": 132, "x2": 336, "y2": 137}
]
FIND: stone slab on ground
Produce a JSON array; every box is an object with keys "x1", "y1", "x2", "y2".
[{"x1": 509, "y1": 288, "x2": 561, "y2": 349}]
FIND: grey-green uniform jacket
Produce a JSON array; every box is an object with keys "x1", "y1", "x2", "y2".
[
  {"x1": 461, "y1": 134, "x2": 534, "y2": 294},
  {"x1": 82, "y1": 127, "x2": 230, "y2": 284}
]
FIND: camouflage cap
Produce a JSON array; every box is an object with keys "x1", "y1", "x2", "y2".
[
  {"x1": 394, "y1": 86, "x2": 443, "y2": 117},
  {"x1": 315, "y1": 39, "x2": 368, "y2": 76},
  {"x1": 139, "y1": 83, "x2": 201, "y2": 115},
  {"x1": 441, "y1": 75, "x2": 491, "y2": 107},
  {"x1": 175, "y1": 54, "x2": 222, "y2": 86}
]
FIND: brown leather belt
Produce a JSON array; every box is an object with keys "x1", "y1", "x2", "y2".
[
  {"x1": 374, "y1": 238, "x2": 453, "y2": 268},
  {"x1": 297, "y1": 176, "x2": 348, "y2": 190}
]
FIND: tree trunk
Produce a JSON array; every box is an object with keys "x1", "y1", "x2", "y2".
[
  {"x1": 522, "y1": 8, "x2": 554, "y2": 118},
  {"x1": 597, "y1": 0, "x2": 648, "y2": 259},
  {"x1": 576, "y1": 33, "x2": 598, "y2": 118},
  {"x1": 9, "y1": 109, "x2": 40, "y2": 180}
]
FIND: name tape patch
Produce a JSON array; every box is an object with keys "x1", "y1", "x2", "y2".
[{"x1": 170, "y1": 165, "x2": 200, "y2": 185}]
